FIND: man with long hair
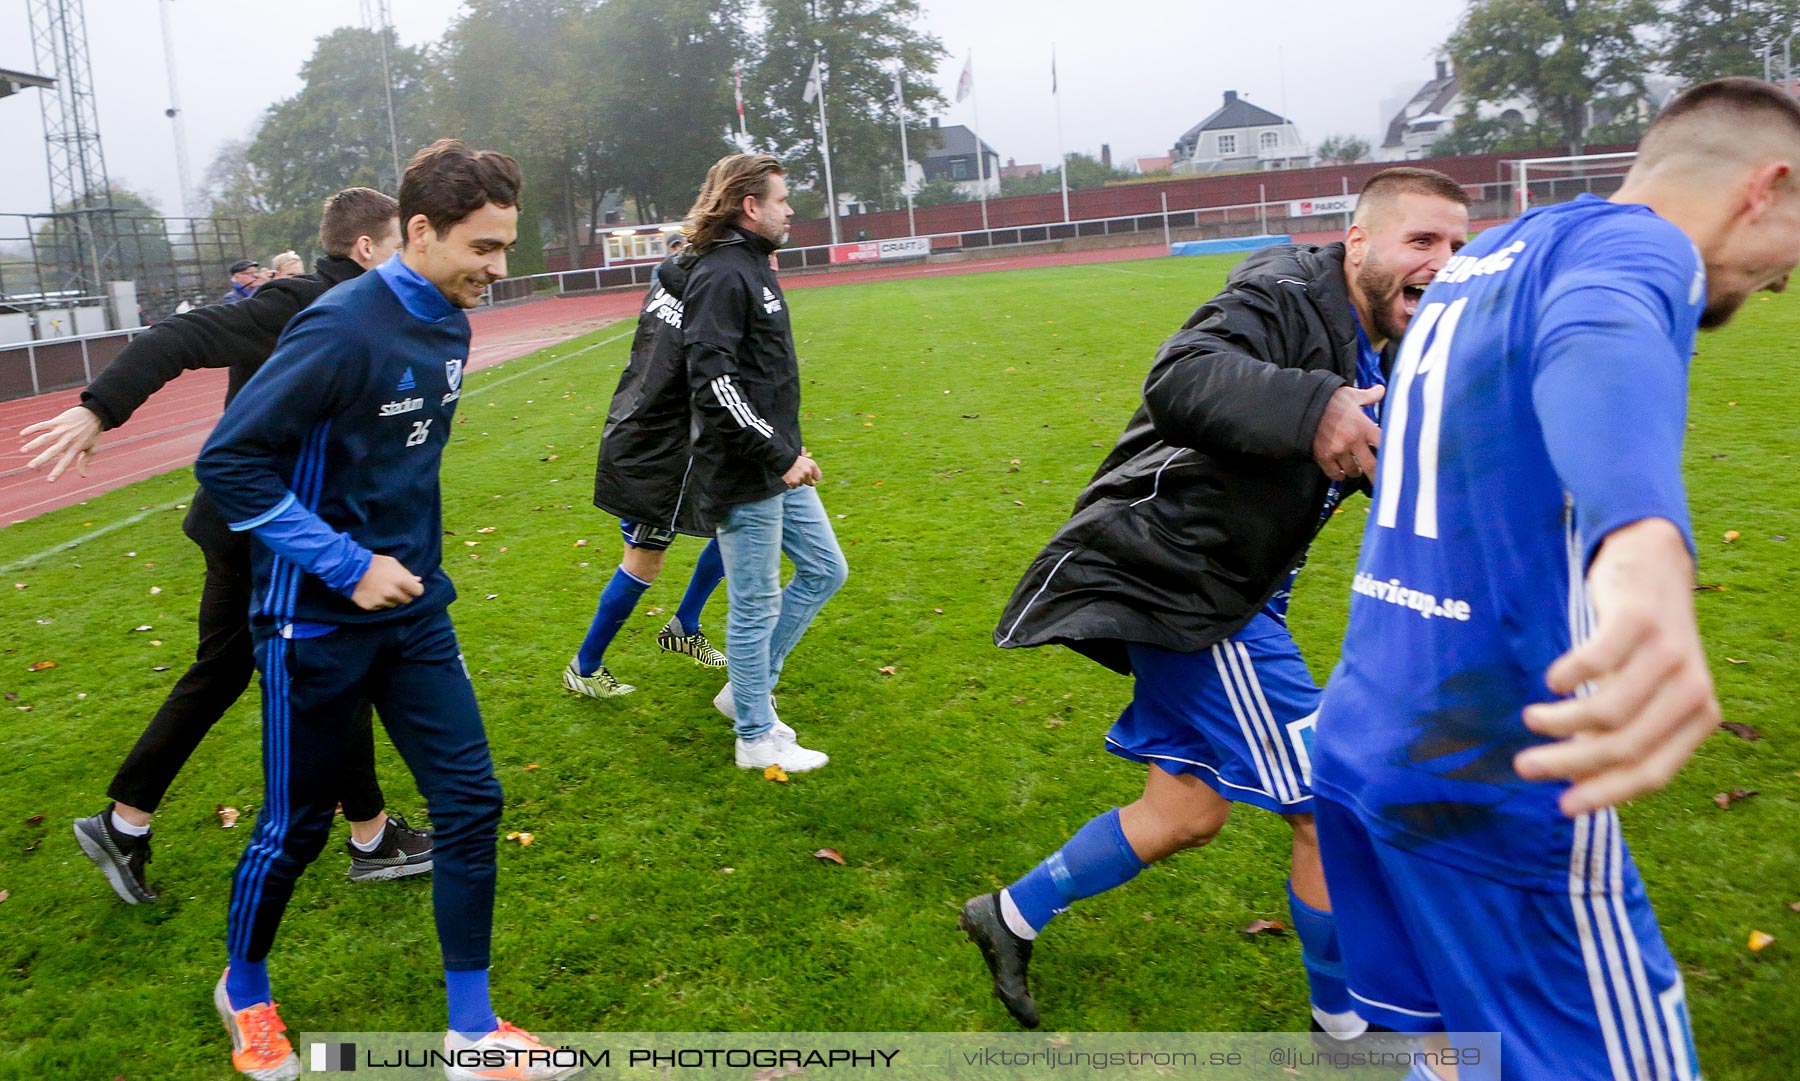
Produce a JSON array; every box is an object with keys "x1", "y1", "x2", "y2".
[
  {"x1": 681, "y1": 153, "x2": 847, "y2": 772},
  {"x1": 196, "y1": 141, "x2": 575, "y2": 1080}
]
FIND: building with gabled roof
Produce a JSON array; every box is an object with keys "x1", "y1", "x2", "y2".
[{"x1": 1171, "y1": 90, "x2": 1310, "y2": 174}]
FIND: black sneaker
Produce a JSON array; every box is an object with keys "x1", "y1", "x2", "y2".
[
  {"x1": 73, "y1": 804, "x2": 157, "y2": 904},
  {"x1": 959, "y1": 892, "x2": 1040, "y2": 1028},
  {"x1": 346, "y1": 813, "x2": 434, "y2": 882}
]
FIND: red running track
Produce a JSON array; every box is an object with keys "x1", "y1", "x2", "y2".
[{"x1": 0, "y1": 244, "x2": 1169, "y2": 528}]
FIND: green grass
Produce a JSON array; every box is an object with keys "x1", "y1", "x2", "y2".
[{"x1": 2, "y1": 254, "x2": 1797, "y2": 1079}]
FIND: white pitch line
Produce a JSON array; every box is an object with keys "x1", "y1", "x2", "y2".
[
  {"x1": 1, "y1": 500, "x2": 184, "y2": 573},
  {"x1": 471, "y1": 327, "x2": 633, "y2": 394},
  {"x1": 1, "y1": 328, "x2": 637, "y2": 566}
]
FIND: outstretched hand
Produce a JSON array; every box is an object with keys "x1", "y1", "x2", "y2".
[
  {"x1": 19, "y1": 406, "x2": 104, "y2": 481},
  {"x1": 1515, "y1": 518, "x2": 1719, "y2": 817}
]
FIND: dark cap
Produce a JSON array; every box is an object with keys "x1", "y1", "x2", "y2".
[{"x1": 228, "y1": 259, "x2": 259, "y2": 274}]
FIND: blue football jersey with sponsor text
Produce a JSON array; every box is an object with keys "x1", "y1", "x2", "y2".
[{"x1": 1312, "y1": 195, "x2": 1703, "y2": 887}]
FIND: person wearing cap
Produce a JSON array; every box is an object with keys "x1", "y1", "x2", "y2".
[{"x1": 220, "y1": 260, "x2": 260, "y2": 304}]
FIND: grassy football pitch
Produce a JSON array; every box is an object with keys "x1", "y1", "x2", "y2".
[{"x1": 1, "y1": 253, "x2": 1796, "y2": 1079}]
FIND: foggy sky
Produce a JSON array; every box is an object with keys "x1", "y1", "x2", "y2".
[{"x1": 0, "y1": 0, "x2": 1465, "y2": 235}]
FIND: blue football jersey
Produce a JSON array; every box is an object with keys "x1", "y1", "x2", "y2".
[{"x1": 1312, "y1": 195, "x2": 1703, "y2": 888}]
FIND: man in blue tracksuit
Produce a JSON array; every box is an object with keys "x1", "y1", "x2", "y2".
[{"x1": 196, "y1": 140, "x2": 577, "y2": 1081}]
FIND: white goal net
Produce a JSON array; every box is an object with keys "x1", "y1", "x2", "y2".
[{"x1": 1507, "y1": 152, "x2": 1637, "y2": 217}]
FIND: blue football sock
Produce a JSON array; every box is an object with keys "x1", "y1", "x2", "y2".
[
  {"x1": 1004, "y1": 808, "x2": 1149, "y2": 933},
  {"x1": 1288, "y1": 880, "x2": 1352, "y2": 1016},
  {"x1": 445, "y1": 967, "x2": 498, "y2": 1039},
  {"x1": 575, "y1": 566, "x2": 652, "y2": 673},
  {"x1": 673, "y1": 539, "x2": 725, "y2": 635},
  {"x1": 225, "y1": 957, "x2": 271, "y2": 1010}
]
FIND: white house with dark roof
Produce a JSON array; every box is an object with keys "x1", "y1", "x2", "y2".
[
  {"x1": 1170, "y1": 90, "x2": 1310, "y2": 174},
  {"x1": 1376, "y1": 59, "x2": 1534, "y2": 161},
  {"x1": 920, "y1": 118, "x2": 1001, "y2": 197}
]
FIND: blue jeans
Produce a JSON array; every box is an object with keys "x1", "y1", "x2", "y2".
[{"x1": 715, "y1": 485, "x2": 848, "y2": 739}]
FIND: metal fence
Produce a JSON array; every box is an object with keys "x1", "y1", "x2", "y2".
[
  {"x1": 489, "y1": 171, "x2": 1624, "y2": 308},
  {"x1": 0, "y1": 324, "x2": 146, "y2": 401}
]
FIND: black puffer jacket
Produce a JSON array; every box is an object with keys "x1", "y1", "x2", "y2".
[
  {"x1": 79, "y1": 254, "x2": 365, "y2": 552},
  {"x1": 683, "y1": 227, "x2": 804, "y2": 511},
  {"x1": 591, "y1": 251, "x2": 713, "y2": 535},
  {"x1": 994, "y1": 242, "x2": 1383, "y2": 675}
]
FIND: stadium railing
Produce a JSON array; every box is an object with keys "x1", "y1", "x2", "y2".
[
  {"x1": 0, "y1": 325, "x2": 148, "y2": 402},
  {"x1": 485, "y1": 173, "x2": 1634, "y2": 308}
]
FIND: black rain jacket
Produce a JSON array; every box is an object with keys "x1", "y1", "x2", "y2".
[
  {"x1": 591, "y1": 251, "x2": 714, "y2": 535},
  {"x1": 993, "y1": 242, "x2": 1385, "y2": 675},
  {"x1": 80, "y1": 254, "x2": 365, "y2": 552},
  {"x1": 683, "y1": 227, "x2": 804, "y2": 512}
]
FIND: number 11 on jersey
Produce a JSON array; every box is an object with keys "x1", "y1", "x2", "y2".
[{"x1": 1375, "y1": 297, "x2": 1468, "y2": 540}]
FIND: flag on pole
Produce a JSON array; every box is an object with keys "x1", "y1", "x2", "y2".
[
  {"x1": 735, "y1": 66, "x2": 745, "y2": 121},
  {"x1": 956, "y1": 55, "x2": 973, "y2": 103},
  {"x1": 892, "y1": 68, "x2": 904, "y2": 105},
  {"x1": 802, "y1": 55, "x2": 822, "y2": 104},
  {"x1": 1051, "y1": 47, "x2": 1057, "y2": 95}
]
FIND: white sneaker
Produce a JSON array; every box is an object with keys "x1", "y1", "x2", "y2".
[
  {"x1": 735, "y1": 727, "x2": 829, "y2": 772},
  {"x1": 443, "y1": 1020, "x2": 582, "y2": 1079},
  {"x1": 712, "y1": 681, "x2": 794, "y2": 740}
]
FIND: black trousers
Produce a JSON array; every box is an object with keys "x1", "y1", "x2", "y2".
[{"x1": 106, "y1": 533, "x2": 386, "y2": 822}]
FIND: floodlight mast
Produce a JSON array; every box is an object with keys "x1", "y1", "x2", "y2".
[
  {"x1": 158, "y1": 0, "x2": 194, "y2": 219},
  {"x1": 26, "y1": 0, "x2": 116, "y2": 296}
]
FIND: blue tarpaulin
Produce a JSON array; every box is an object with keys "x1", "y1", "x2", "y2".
[{"x1": 1169, "y1": 234, "x2": 1291, "y2": 257}]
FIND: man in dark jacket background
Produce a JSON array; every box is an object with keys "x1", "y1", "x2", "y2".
[
  {"x1": 960, "y1": 168, "x2": 1470, "y2": 1032},
  {"x1": 681, "y1": 153, "x2": 846, "y2": 773},
  {"x1": 562, "y1": 245, "x2": 730, "y2": 700},
  {"x1": 19, "y1": 187, "x2": 430, "y2": 904}
]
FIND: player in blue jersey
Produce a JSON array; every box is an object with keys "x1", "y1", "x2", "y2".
[
  {"x1": 195, "y1": 141, "x2": 578, "y2": 1081},
  {"x1": 1312, "y1": 79, "x2": 1800, "y2": 1081},
  {"x1": 965, "y1": 169, "x2": 1470, "y2": 1031}
]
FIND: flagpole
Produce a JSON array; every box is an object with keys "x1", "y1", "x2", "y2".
[
  {"x1": 970, "y1": 50, "x2": 990, "y2": 231},
  {"x1": 1054, "y1": 44, "x2": 1069, "y2": 223},
  {"x1": 811, "y1": 52, "x2": 841, "y2": 245},
  {"x1": 894, "y1": 68, "x2": 917, "y2": 237},
  {"x1": 735, "y1": 65, "x2": 750, "y2": 149}
]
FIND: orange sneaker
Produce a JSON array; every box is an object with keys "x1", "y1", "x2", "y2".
[
  {"x1": 213, "y1": 971, "x2": 301, "y2": 1080},
  {"x1": 443, "y1": 1019, "x2": 583, "y2": 1080}
]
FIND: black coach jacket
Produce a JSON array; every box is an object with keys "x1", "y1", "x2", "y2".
[
  {"x1": 993, "y1": 242, "x2": 1381, "y2": 675},
  {"x1": 591, "y1": 252, "x2": 714, "y2": 536},
  {"x1": 683, "y1": 227, "x2": 804, "y2": 512},
  {"x1": 80, "y1": 254, "x2": 365, "y2": 552}
]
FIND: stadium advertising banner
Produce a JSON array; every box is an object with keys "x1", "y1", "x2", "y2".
[
  {"x1": 1288, "y1": 194, "x2": 1359, "y2": 218},
  {"x1": 828, "y1": 237, "x2": 931, "y2": 264}
]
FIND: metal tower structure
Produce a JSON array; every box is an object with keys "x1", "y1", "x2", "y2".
[
  {"x1": 26, "y1": 0, "x2": 116, "y2": 296},
  {"x1": 157, "y1": 0, "x2": 194, "y2": 219},
  {"x1": 361, "y1": 0, "x2": 403, "y2": 187}
]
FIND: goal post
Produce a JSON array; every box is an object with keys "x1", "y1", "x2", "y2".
[{"x1": 1507, "y1": 151, "x2": 1638, "y2": 217}]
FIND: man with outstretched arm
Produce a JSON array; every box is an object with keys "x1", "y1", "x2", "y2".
[
  {"x1": 1311, "y1": 78, "x2": 1800, "y2": 1080},
  {"x1": 21, "y1": 188, "x2": 431, "y2": 902},
  {"x1": 195, "y1": 140, "x2": 576, "y2": 1081}
]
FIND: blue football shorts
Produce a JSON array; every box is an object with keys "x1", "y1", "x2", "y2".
[
  {"x1": 619, "y1": 519, "x2": 678, "y2": 552},
  {"x1": 1107, "y1": 614, "x2": 1320, "y2": 814},
  {"x1": 1314, "y1": 795, "x2": 1700, "y2": 1081}
]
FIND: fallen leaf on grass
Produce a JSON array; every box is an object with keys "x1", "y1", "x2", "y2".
[
  {"x1": 764, "y1": 765, "x2": 789, "y2": 783},
  {"x1": 812, "y1": 848, "x2": 847, "y2": 865},
  {"x1": 1719, "y1": 722, "x2": 1762, "y2": 742},
  {"x1": 1788, "y1": 901, "x2": 1800, "y2": 914},
  {"x1": 719, "y1": 867, "x2": 735, "y2": 874},
  {"x1": 149, "y1": 640, "x2": 162, "y2": 647},
  {"x1": 1694, "y1": 584, "x2": 1728, "y2": 592},
  {"x1": 1725, "y1": 658, "x2": 1748, "y2": 665},
  {"x1": 504, "y1": 831, "x2": 535, "y2": 846},
  {"x1": 933, "y1": 607, "x2": 944, "y2": 614},
  {"x1": 1723, "y1": 530, "x2": 1741, "y2": 543},
  {"x1": 1241, "y1": 919, "x2": 1287, "y2": 936},
  {"x1": 131, "y1": 625, "x2": 152, "y2": 632},
  {"x1": 477, "y1": 527, "x2": 497, "y2": 534},
  {"x1": 149, "y1": 586, "x2": 161, "y2": 595},
  {"x1": 2, "y1": 694, "x2": 14, "y2": 702},
  {"x1": 877, "y1": 665, "x2": 897, "y2": 675},
  {"x1": 573, "y1": 539, "x2": 588, "y2": 548},
  {"x1": 26, "y1": 814, "x2": 43, "y2": 825},
  {"x1": 27, "y1": 661, "x2": 55, "y2": 671},
  {"x1": 541, "y1": 454, "x2": 560, "y2": 461},
  {"x1": 1046, "y1": 720, "x2": 1065, "y2": 728},
  {"x1": 524, "y1": 763, "x2": 540, "y2": 771},
  {"x1": 11, "y1": 583, "x2": 25, "y2": 590},
  {"x1": 1749, "y1": 930, "x2": 1776, "y2": 952},
  {"x1": 485, "y1": 594, "x2": 499, "y2": 600},
  {"x1": 152, "y1": 666, "x2": 170, "y2": 672},
  {"x1": 15, "y1": 705, "x2": 32, "y2": 712},
  {"x1": 1713, "y1": 788, "x2": 1759, "y2": 808},
  {"x1": 217, "y1": 806, "x2": 241, "y2": 828}
]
